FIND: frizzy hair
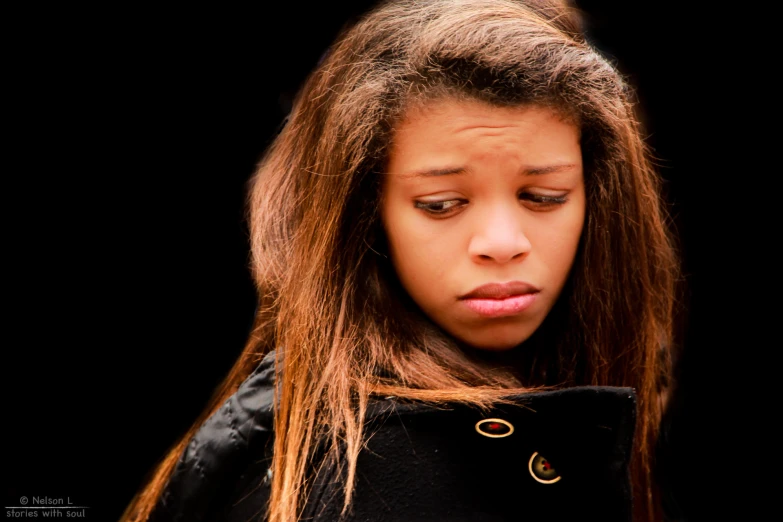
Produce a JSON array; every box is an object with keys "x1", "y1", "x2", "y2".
[{"x1": 121, "y1": 1, "x2": 680, "y2": 521}]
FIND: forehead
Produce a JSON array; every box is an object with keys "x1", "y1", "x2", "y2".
[{"x1": 385, "y1": 97, "x2": 582, "y2": 175}]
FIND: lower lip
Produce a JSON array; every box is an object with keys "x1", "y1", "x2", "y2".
[{"x1": 461, "y1": 293, "x2": 538, "y2": 318}]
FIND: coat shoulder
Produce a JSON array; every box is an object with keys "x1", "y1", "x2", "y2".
[{"x1": 149, "y1": 351, "x2": 277, "y2": 522}]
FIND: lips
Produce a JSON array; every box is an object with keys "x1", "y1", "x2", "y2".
[
  {"x1": 459, "y1": 281, "x2": 540, "y2": 300},
  {"x1": 459, "y1": 281, "x2": 540, "y2": 318}
]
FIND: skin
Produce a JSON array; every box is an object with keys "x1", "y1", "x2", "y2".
[{"x1": 381, "y1": 97, "x2": 585, "y2": 350}]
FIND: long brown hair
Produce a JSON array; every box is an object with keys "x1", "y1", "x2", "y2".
[{"x1": 122, "y1": 1, "x2": 680, "y2": 521}]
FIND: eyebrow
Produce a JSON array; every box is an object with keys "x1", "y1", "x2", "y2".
[{"x1": 405, "y1": 164, "x2": 579, "y2": 178}]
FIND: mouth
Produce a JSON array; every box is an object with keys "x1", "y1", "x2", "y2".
[
  {"x1": 459, "y1": 281, "x2": 540, "y2": 300},
  {"x1": 459, "y1": 281, "x2": 540, "y2": 318}
]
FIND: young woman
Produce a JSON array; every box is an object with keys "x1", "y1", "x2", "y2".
[{"x1": 121, "y1": 0, "x2": 681, "y2": 520}]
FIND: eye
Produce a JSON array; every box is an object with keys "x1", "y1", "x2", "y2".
[
  {"x1": 518, "y1": 192, "x2": 568, "y2": 209},
  {"x1": 414, "y1": 199, "x2": 466, "y2": 215}
]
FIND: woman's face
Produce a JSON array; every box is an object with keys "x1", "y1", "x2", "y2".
[{"x1": 381, "y1": 97, "x2": 585, "y2": 350}]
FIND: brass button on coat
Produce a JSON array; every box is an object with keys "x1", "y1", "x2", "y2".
[
  {"x1": 475, "y1": 418, "x2": 514, "y2": 438},
  {"x1": 529, "y1": 452, "x2": 562, "y2": 484}
]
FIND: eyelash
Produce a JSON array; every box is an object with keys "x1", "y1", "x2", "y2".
[
  {"x1": 414, "y1": 192, "x2": 568, "y2": 215},
  {"x1": 519, "y1": 193, "x2": 568, "y2": 206}
]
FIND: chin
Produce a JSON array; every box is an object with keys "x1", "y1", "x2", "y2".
[
  {"x1": 457, "y1": 332, "x2": 531, "y2": 352},
  {"x1": 450, "y1": 319, "x2": 542, "y2": 351}
]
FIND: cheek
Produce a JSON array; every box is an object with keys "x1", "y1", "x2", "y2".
[
  {"x1": 382, "y1": 207, "x2": 455, "y2": 301},
  {"x1": 532, "y1": 210, "x2": 584, "y2": 269},
  {"x1": 388, "y1": 223, "x2": 450, "y2": 283}
]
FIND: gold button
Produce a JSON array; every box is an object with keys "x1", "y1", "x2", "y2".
[
  {"x1": 528, "y1": 452, "x2": 562, "y2": 484},
  {"x1": 475, "y1": 418, "x2": 514, "y2": 438}
]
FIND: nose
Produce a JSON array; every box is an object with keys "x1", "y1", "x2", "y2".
[{"x1": 468, "y1": 204, "x2": 532, "y2": 263}]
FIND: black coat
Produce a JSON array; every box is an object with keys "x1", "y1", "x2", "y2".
[{"x1": 150, "y1": 352, "x2": 638, "y2": 521}]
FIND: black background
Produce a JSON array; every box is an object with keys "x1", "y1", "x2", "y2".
[{"x1": 5, "y1": 1, "x2": 757, "y2": 520}]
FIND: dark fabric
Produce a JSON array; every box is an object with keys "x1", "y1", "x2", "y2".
[
  {"x1": 149, "y1": 352, "x2": 276, "y2": 522},
  {"x1": 151, "y1": 352, "x2": 638, "y2": 521}
]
